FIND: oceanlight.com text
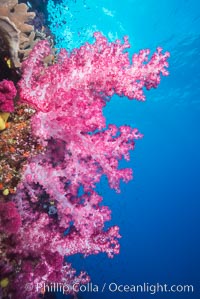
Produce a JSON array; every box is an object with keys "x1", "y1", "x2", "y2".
[{"x1": 24, "y1": 281, "x2": 195, "y2": 295}]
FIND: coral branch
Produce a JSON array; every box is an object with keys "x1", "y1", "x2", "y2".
[
  {"x1": 0, "y1": 33, "x2": 169, "y2": 298},
  {"x1": 0, "y1": 79, "x2": 16, "y2": 112}
]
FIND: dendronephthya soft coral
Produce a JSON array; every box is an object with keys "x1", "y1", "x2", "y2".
[
  {"x1": 0, "y1": 79, "x2": 16, "y2": 130},
  {"x1": 0, "y1": 32, "x2": 169, "y2": 299}
]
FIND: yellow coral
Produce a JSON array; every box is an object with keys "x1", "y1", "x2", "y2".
[
  {"x1": 0, "y1": 112, "x2": 10, "y2": 130},
  {"x1": 3, "y1": 188, "x2": 9, "y2": 195},
  {"x1": 0, "y1": 277, "x2": 9, "y2": 288}
]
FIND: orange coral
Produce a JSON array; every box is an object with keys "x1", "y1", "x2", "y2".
[{"x1": 0, "y1": 104, "x2": 44, "y2": 196}]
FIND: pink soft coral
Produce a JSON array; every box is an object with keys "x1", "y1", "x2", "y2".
[
  {"x1": 0, "y1": 201, "x2": 21, "y2": 234},
  {"x1": 0, "y1": 33, "x2": 169, "y2": 298},
  {"x1": 0, "y1": 79, "x2": 16, "y2": 112}
]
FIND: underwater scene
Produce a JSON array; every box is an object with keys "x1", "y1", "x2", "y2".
[{"x1": 0, "y1": 0, "x2": 200, "y2": 298}]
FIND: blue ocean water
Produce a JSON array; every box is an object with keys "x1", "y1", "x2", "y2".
[{"x1": 47, "y1": 0, "x2": 200, "y2": 298}]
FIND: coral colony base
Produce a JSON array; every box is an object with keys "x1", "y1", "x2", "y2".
[{"x1": 0, "y1": 27, "x2": 169, "y2": 299}]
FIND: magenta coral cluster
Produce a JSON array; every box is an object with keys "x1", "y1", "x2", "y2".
[
  {"x1": 0, "y1": 79, "x2": 16, "y2": 112},
  {"x1": 1, "y1": 33, "x2": 169, "y2": 298},
  {"x1": 0, "y1": 201, "x2": 21, "y2": 234}
]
